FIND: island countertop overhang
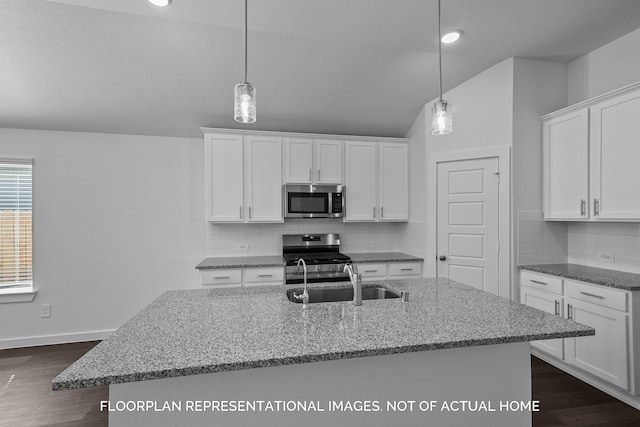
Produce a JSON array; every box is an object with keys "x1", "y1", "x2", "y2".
[{"x1": 52, "y1": 278, "x2": 594, "y2": 391}]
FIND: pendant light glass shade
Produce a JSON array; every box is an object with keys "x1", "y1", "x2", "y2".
[
  {"x1": 234, "y1": 82, "x2": 256, "y2": 123},
  {"x1": 432, "y1": 100, "x2": 452, "y2": 135}
]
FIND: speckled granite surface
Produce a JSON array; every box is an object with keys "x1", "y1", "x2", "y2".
[
  {"x1": 346, "y1": 252, "x2": 424, "y2": 263},
  {"x1": 196, "y1": 255, "x2": 284, "y2": 269},
  {"x1": 519, "y1": 264, "x2": 640, "y2": 291},
  {"x1": 52, "y1": 278, "x2": 592, "y2": 391}
]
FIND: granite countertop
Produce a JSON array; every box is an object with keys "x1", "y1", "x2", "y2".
[
  {"x1": 518, "y1": 263, "x2": 640, "y2": 291},
  {"x1": 52, "y1": 278, "x2": 592, "y2": 390},
  {"x1": 196, "y1": 255, "x2": 284, "y2": 269},
  {"x1": 345, "y1": 252, "x2": 424, "y2": 263}
]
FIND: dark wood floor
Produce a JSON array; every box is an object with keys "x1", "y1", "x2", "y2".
[{"x1": 1, "y1": 342, "x2": 639, "y2": 426}]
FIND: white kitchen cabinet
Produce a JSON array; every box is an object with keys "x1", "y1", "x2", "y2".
[
  {"x1": 519, "y1": 269, "x2": 639, "y2": 399},
  {"x1": 542, "y1": 108, "x2": 589, "y2": 220},
  {"x1": 283, "y1": 138, "x2": 342, "y2": 184},
  {"x1": 344, "y1": 141, "x2": 408, "y2": 222},
  {"x1": 590, "y1": 88, "x2": 640, "y2": 220},
  {"x1": 354, "y1": 261, "x2": 422, "y2": 281},
  {"x1": 204, "y1": 134, "x2": 244, "y2": 222},
  {"x1": 200, "y1": 267, "x2": 284, "y2": 287},
  {"x1": 204, "y1": 132, "x2": 282, "y2": 223},
  {"x1": 542, "y1": 83, "x2": 640, "y2": 221},
  {"x1": 357, "y1": 263, "x2": 388, "y2": 280},
  {"x1": 388, "y1": 262, "x2": 422, "y2": 278},
  {"x1": 520, "y1": 285, "x2": 564, "y2": 359},
  {"x1": 244, "y1": 136, "x2": 283, "y2": 222}
]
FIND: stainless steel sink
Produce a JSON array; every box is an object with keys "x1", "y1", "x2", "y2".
[{"x1": 286, "y1": 286, "x2": 401, "y2": 304}]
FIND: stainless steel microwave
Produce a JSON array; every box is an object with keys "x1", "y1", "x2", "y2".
[{"x1": 284, "y1": 184, "x2": 345, "y2": 218}]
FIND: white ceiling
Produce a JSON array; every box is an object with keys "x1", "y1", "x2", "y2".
[{"x1": 3, "y1": 0, "x2": 640, "y2": 138}]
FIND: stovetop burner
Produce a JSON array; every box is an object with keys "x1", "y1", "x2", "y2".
[{"x1": 282, "y1": 233, "x2": 352, "y2": 284}]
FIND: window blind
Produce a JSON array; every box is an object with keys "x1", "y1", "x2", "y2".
[{"x1": 0, "y1": 160, "x2": 33, "y2": 288}]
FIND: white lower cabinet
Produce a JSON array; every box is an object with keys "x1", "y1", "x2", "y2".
[
  {"x1": 520, "y1": 270, "x2": 638, "y2": 398},
  {"x1": 355, "y1": 261, "x2": 422, "y2": 281},
  {"x1": 201, "y1": 267, "x2": 284, "y2": 288}
]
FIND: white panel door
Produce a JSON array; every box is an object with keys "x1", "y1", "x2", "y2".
[
  {"x1": 565, "y1": 297, "x2": 629, "y2": 390},
  {"x1": 543, "y1": 109, "x2": 590, "y2": 220},
  {"x1": 344, "y1": 142, "x2": 377, "y2": 221},
  {"x1": 204, "y1": 134, "x2": 244, "y2": 222},
  {"x1": 283, "y1": 138, "x2": 313, "y2": 184},
  {"x1": 591, "y1": 88, "x2": 640, "y2": 219},
  {"x1": 437, "y1": 157, "x2": 499, "y2": 295},
  {"x1": 245, "y1": 136, "x2": 283, "y2": 222},
  {"x1": 520, "y1": 287, "x2": 564, "y2": 359},
  {"x1": 378, "y1": 143, "x2": 408, "y2": 221},
  {"x1": 314, "y1": 139, "x2": 343, "y2": 184}
]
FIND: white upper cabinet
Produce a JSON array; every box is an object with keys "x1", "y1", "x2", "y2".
[
  {"x1": 590, "y1": 88, "x2": 640, "y2": 220},
  {"x1": 245, "y1": 136, "x2": 283, "y2": 222},
  {"x1": 283, "y1": 138, "x2": 342, "y2": 184},
  {"x1": 542, "y1": 83, "x2": 640, "y2": 221},
  {"x1": 543, "y1": 109, "x2": 590, "y2": 220},
  {"x1": 378, "y1": 143, "x2": 409, "y2": 221},
  {"x1": 204, "y1": 134, "x2": 244, "y2": 222},
  {"x1": 344, "y1": 141, "x2": 408, "y2": 222},
  {"x1": 204, "y1": 132, "x2": 282, "y2": 223}
]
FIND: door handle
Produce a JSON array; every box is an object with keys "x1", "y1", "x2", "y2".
[
  {"x1": 594, "y1": 199, "x2": 600, "y2": 216},
  {"x1": 580, "y1": 199, "x2": 586, "y2": 216},
  {"x1": 438, "y1": 255, "x2": 447, "y2": 261}
]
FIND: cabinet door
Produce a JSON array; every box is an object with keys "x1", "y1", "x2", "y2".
[
  {"x1": 245, "y1": 136, "x2": 283, "y2": 222},
  {"x1": 344, "y1": 142, "x2": 377, "y2": 221},
  {"x1": 378, "y1": 143, "x2": 408, "y2": 221},
  {"x1": 542, "y1": 109, "x2": 589, "y2": 219},
  {"x1": 520, "y1": 286, "x2": 564, "y2": 359},
  {"x1": 591, "y1": 88, "x2": 640, "y2": 220},
  {"x1": 314, "y1": 139, "x2": 343, "y2": 184},
  {"x1": 204, "y1": 134, "x2": 244, "y2": 222},
  {"x1": 565, "y1": 297, "x2": 629, "y2": 390},
  {"x1": 283, "y1": 138, "x2": 313, "y2": 184}
]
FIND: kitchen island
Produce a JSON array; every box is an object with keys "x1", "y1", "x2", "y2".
[{"x1": 53, "y1": 278, "x2": 593, "y2": 426}]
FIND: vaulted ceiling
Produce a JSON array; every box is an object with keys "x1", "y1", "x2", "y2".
[{"x1": 3, "y1": 0, "x2": 640, "y2": 138}]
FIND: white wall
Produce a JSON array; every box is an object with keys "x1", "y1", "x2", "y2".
[
  {"x1": 0, "y1": 128, "x2": 205, "y2": 349},
  {"x1": 568, "y1": 27, "x2": 640, "y2": 104}
]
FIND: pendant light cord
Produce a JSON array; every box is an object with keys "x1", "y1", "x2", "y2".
[
  {"x1": 244, "y1": 0, "x2": 248, "y2": 83},
  {"x1": 438, "y1": 0, "x2": 443, "y2": 102}
]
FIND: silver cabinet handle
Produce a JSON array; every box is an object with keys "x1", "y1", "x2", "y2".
[
  {"x1": 240, "y1": 206, "x2": 243, "y2": 219},
  {"x1": 554, "y1": 300, "x2": 560, "y2": 316},
  {"x1": 309, "y1": 169, "x2": 312, "y2": 181},
  {"x1": 214, "y1": 276, "x2": 230, "y2": 279},
  {"x1": 249, "y1": 206, "x2": 252, "y2": 218},
  {"x1": 594, "y1": 198, "x2": 600, "y2": 216},
  {"x1": 381, "y1": 206, "x2": 384, "y2": 218},
  {"x1": 580, "y1": 199, "x2": 586, "y2": 216},
  {"x1": 373, "y1": 206, "x2": 376, "y2": 218},
  {"x1": 400, "y1": 268, "x2": 414, "y2": 271},
  {"x1": 531, "y1": 280, "x2": 547, "y2": 285},
  {"x1": 317, "y1": 169, "x2": 321, "y2": 181},
  {"x1": 580, "y1": 291, "x2": 605, "y2": 299},
  {"x1": 364, "y1": 269, "x2": 378, "y2": 273},
  {"x1": 567, "y1": 304, "x2": 573, "y2": 320},
  {"x1": 258, "y1": 274, "x2": 273, "y2": 278}
]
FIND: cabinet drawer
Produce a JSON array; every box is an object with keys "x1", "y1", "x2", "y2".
[
  {"x1": 245, "y1": 267, "x2": 284, "y2": 283},
  {"x1": 389, "y1": 262, "x2": 421, "y2": 277},
  {"x1": 565, "y1": 280, "x2": 627, "y2": 312},
  {"x1": 200, "y1": 269, "x2": 242, "y2": 286},
  {"x1": 520, "y1": 271, "x2": 563, "y2": 295},
  {"x1": 357, "y1": 263, "x2": 388, "y2": 279}
]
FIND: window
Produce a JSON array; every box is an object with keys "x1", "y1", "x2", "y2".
[{"x1": 0, "y1": 160, "x2": 33, "y2": 292}]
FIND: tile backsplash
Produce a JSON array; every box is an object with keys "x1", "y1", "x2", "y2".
[
  {"x1": 567, "y1": 222, "x2": 640, "y2": 273},
  {"x1": 517, "y1": 211, "x2": 568, "y2": 265},
  {"x1": 206, "y1": 219, "x2": 408, "y2": 256}
]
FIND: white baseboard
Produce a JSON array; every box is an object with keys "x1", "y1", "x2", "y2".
[{"x1": 0, "y1": 329, "x2": 115, "y2": 350}]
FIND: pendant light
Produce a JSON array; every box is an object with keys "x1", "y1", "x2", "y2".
[
  {"x1": 432, "y1": 0, "x2": 452, "y2": 135},
  {"x1": 234, "y1": 0, "x2": 256, "y2": 123}
]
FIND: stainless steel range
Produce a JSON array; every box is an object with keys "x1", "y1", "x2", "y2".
[{"x1": 283, "y1": 233, "x2": 352, "y2": 284}]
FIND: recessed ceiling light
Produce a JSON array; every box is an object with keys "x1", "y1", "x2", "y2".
[
  {"x1": 148, "y1": 0, "x2": 172, "y2": 6},
  {"x1": 441, "y1": 30, "x2": 462, "y2": 44}
]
